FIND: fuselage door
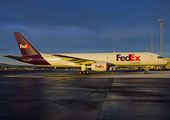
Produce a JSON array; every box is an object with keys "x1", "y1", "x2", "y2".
[{"x1": 150, "y1": 55, "x2": 153, "y2": 61}]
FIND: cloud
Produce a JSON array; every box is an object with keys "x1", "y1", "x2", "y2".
[{"x1": 0, "y1": 22, "x2": 168, "y2": 53}]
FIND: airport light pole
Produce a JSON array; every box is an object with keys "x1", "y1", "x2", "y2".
[
  {"x1": 150, "y1": 34, "x2": 153, "y2": 53},
  {"x1": 158, "y1": 19, "x2": 164, "y2": 57},
  {"x1": 146, "y1": 47, "x2": 149, "y2": 52},
  {"x1": 113, "y1": 47, "x2": 116, "y2": 53}
]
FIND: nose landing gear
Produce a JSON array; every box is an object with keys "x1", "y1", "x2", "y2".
[{"x1": 144, "y1": 66, "x2": 149, "y2": 74}]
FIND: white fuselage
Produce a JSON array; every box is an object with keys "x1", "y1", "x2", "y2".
[{"x1": 41, "y1": 52, "x2": 167, "y2": 67}]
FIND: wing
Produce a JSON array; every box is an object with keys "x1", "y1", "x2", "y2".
[
  {"x1": 50, "y1": 54, "x2": 95, "y2": 64},
  {"x1": 3, "y1": 55, "x2": 32, "y2": 61}
]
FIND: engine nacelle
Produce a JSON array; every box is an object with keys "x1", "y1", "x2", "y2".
[{"x1": 91, "y1": 62, "x2": 109, "y2": 71}]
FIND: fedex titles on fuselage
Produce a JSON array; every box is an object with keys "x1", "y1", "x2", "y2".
[{"x1": 117, "y1": 54, "x2": 140, "y2": 61}]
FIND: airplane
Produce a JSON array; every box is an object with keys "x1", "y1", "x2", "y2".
[{"x1": 3, "y1": 32, "x2": 168, "y2": 74}]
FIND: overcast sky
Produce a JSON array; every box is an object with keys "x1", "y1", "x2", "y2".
[{"x1": 0, "y1": 0, "x2": 170, "y2": 65}]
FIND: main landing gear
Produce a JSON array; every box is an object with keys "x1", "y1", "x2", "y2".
[
  {"x1": 78, "y1": 71, "x2": 90, "y2": 75},
  {"x1": 78, "y1": 65, "x2": 90, "y2": 75}
]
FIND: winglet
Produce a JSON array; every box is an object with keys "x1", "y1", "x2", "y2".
[{"x1": 14, "y1": 32, "x2": 40, "y2": 56}]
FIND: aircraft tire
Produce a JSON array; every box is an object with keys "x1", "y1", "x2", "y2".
[
  {"x1": 145, "y1": 71, "x2": 148, "y2": 74},
  {"x1": 78, "y1": 71, "x2": 83, "y2": 75},
  {"x1": 78, "y1": 71, "x2": 90, "y2": 75},
  {"x1": 86, "y1": 71, "x2": 90, "y2": 75},
  {"x1": 83, "y1": 71, "x2": 86, "y2": 75}
]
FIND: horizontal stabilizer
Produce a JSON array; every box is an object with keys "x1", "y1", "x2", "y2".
[{"x1": 3, "y1": 55, "x2": 32, "y2": 61}]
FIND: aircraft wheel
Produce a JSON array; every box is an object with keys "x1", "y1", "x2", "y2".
[
  {"x1": 145, "y1": 71, "x2": 148, "y2": 74},
  {"x1": 83, "y1": 71, "x2": 86, "y2": 75},
  {"x1": 78, "y1": 71, "x2": 83, "y2": 75},
  {"x1": 78, "y1": 71, "x2": 90, "y2": 75},
  {"x1": 86, "y1": 71, "x2": 90, "y2": 75}
]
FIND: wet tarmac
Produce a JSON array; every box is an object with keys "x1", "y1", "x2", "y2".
[{"x1": 0, "y1": 70, "x2": 170, "y2": 120}]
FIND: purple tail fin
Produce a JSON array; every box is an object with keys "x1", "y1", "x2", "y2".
[{"x1": 14, "y1": 32, "x2": 40, "y2": 56}]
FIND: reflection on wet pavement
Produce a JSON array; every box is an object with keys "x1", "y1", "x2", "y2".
[
  {"x1": 0, "y1": 72, "x2": 170, "y2": 120},
  {"x1": 97, "y1": 78, "x2": 170, "y2": 120}
]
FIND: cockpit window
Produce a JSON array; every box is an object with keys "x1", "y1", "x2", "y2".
[{"x1": 158, "y1": 56, "x2": 163, "y2": 59}]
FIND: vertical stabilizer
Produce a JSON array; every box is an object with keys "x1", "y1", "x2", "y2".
[{"x1": 14, "y1": 32, "x2": 40, "y2": 56}]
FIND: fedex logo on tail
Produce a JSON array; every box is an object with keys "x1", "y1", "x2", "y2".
[
  {"x1": 20, "y1": 44, "x2": 31, "y2": 48},
  {"x1": 117, "y1": 54, "x2": 141, "y2": 61}
]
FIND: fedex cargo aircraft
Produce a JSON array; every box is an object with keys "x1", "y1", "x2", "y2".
[{"x1": 3, "y1": 32, "x2": 167, "y2": 74}]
